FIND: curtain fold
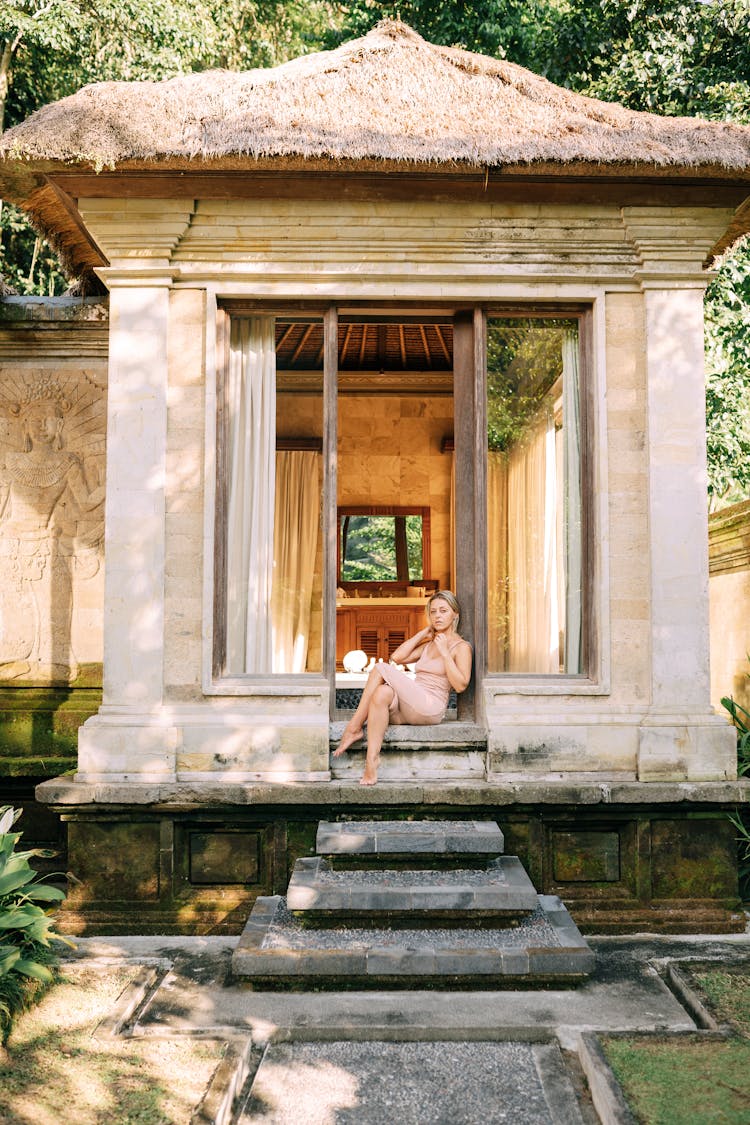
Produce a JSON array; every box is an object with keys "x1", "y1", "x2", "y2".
[
  {"x1": 272, "y1": 450, "x2": 320, "y2": 673},
  {"x1": 226, "y1": 317, "x2": 276, "y2": 674},
  {"x1": 562, "y1": 330, "x2": 582, "y2": 673},
  {"x1": 506, "y1": 409, "x2": 560, "y2": 673},
  {"x1": 487, "y1": 450, "x2": 508, "y2": 671}
]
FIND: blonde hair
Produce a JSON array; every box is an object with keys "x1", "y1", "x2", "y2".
[{"x1": 427, "y1": 589, "x2": 461, "y2": 628}]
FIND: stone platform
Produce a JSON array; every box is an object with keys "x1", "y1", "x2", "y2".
[{"x1": 232, "y1": 818, "x2": 596, "y2": 987}]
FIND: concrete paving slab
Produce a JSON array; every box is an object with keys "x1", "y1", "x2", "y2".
[
  {"x1": 237, "y1": 1040, "x2": 585, "y2": 1125},
  {"x1": 63, "y1": 932, "x2": 750, "y2": 1047}
]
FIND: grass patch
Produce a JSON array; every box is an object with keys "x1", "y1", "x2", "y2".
[
  {"x1": 0, "y1": 963, "x2": 225, "y2": 1125},
  {"x1": 603, "y1": 1036, "x2": 750, "y2": 1125},
  {"x1": 685, "y1": 964, "x2": 750, "y2": 1037},
  {"x1": 602, "y1": 965, "x2": 750, "y2": 1123}
]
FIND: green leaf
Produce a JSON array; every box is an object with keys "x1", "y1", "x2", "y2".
[
  {"x1": 0, "y1": 808, "x2": 17, "y2": 836},
  {"x1": 14, "y1": 959, "x2": 54, "y2": 983},
  {"x1": 0, "y1": 908, "x2": 45, "y2": 930},
  {"x1": 0, "y1": 946, "x2": 20, "y2": 975},
  {"x1": 23, "y1": 885, "x2": 65, "y2": 903}
]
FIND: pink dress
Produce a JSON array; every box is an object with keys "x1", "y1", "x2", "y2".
[{"x1": 376, "y1": 637, "x2": 467, "y2": 725}]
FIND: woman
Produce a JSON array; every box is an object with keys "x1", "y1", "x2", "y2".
[{"x1": 333, "y1": 590, "x2": 472, "y2": 785}]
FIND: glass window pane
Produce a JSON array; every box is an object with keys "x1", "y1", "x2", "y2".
[{"x1": 486, "y1": 317, "x2": 582, "y2": 674}]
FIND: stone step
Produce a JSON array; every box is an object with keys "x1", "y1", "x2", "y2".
[
  {"x1": 329, "y1": 721, "x2": 487, "y2": 750},
  {"x1": 231, "y1": 894, "x2": 596, "y2": 988},
  {"x1": 316, "y1": 819, "x2": 505, "y2": 862},
  {"x1": 286, "y1": 855, "x2": 538, "y2": 926},
  {"x1": 329, "y1": 723, "x2": 488, "y2": 781},
  {"x1": 330, "y1": 749, "x2": 487, "y2": 782}
]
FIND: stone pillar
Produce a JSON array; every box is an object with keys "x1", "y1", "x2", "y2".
[
  {"x1": 639, "y1": 282, "x2": 735, "y2": 780},
  {"x1": 77, "y1": 280, "x2": 179, "y2": 780}
]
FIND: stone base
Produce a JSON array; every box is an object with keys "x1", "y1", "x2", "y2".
[
  {"x1": 35, "y1": 776, "x2": 748, "y2": 935},
  {"x1": 231, "y1": 893, "x2": 595, "y2": 987}
]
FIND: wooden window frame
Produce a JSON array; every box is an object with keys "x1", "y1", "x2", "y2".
[{"x1": 211, "y1": 301, "x2": 598, "y2": 710}]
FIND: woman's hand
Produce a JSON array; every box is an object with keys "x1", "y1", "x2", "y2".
[{"x1": 389, "y1": 625, "x2": 432, "y2": 665}]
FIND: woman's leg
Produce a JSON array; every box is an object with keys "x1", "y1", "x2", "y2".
[
  {"x1": 360, "y1": 683, "x2": 395, "y2": 785},
  {"x1": 332, "y1": 665, "x2": 387, "y2": 756}
]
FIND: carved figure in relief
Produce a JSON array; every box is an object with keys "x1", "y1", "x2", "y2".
[{"x1": 0, "y1": 375, "x2": 105, "y2": 683}]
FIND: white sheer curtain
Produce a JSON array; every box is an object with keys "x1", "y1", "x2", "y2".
[
  {"x1": 226, "y1": 317, "x2": 276, "y2": 673},
  {"x1": 487, "y1": 451, "x2": 509, "y2": 671},
  {"x1": 272, "y1": 450, "x2": 320, "y2": 673},
  {"x1": 562, "y1": 330, "x2": 582, "y2": 673},
  {"x1": 506, "y1": 409, "x2": 560, "y2": 673}
]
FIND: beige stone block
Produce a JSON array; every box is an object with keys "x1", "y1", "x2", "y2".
[
  {"x1": 77, "y1": 719, "x2": 179, "y2": 780},
  {"x1": 166, "y1": 511, "x2": 203, "y2": 537},
  {"x1": 165, "y1": 487, "x2": 203, "y2": 515},
  {"x1": 178, "y1": 722, "x2": 329, "y2": 776},
  {"x1": 607, "y1": 427, "x2": 646, "y2": 453},
  {"x1": 166, "y1": 551, "x2": 203, "y2": 581},
  {"x1": 608, "y1": 471, "x2": 646, "y2": 494},
  {"x1": 611, "y1": 598, "x2": 650, "y2": 622},
  {"x1": 487, "y1": 723, "x2": 637, "y2": 775}
]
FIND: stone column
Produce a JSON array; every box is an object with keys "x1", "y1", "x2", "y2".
[
  {"x1": 77, "y1": 279, "x2": 179, "y2": 780},
  {"x1": 639, "y1": 281, "x2": 735, "y2": 780}
]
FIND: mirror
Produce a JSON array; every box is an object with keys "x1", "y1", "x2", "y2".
[{"x1": 337, "y1": 506, "x2": 431, "y2": 588}]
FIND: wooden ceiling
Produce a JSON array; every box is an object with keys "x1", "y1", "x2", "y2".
[{"x1": 275, "y1": 321, "x2": 453, "y2": 371}]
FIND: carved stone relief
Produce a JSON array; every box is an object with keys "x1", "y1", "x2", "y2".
[{"x1": 0, "y1": 371, "x2": 105, "y2": 684}]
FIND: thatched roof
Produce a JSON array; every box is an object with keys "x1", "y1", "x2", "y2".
[{"x1": 2, "y1": 20, "x2": 750, "y2": 173}]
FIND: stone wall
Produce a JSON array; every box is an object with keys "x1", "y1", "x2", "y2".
[
  {"x1": 278, "y1": 389, "x2": 454, "y2": 588},
  {"x1": 709, "y1": 499, "x2": 750, "y2": 714},
  {"x1": 0, "y1": 296, "x2": 108, "y2": 777}
]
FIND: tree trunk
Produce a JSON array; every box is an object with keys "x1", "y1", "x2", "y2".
[{"x1": 0, "y1": 40, "x2": 13, "y2": 135}]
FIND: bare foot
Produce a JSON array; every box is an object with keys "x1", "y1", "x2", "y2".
[
  {"x1": 359, "y1": 774, "x2": 378, "y2": 786},
  {"x1": 332, "y1": 725, "x2": 364, "y2": 757}
]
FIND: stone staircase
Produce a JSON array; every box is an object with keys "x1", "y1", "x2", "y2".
[
  {"x1": 232, "y1": 819, "x2": 595, "y2": 987},
  {"x1": 328, "y1": 723, "x2": 488, "y2": 781}
]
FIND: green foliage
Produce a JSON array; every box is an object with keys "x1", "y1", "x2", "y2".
[
  {"x1": 487, "y1": 319, "x2": 571, "y2": 452},
  {"x1": 705, "y1": 243, "x2": 750, "y2": 507},
  {"x1": 0, "y1": 201, "x2": 67, "y2": 295},
  {"x1": 721, "y1": 694, "x2": 750, "y2": 778},
  {"x1": 0, "y1": 806, "x2": 70, "y2": 1044},
  {"x1": 548, "y1": 0, "x2": 750, "y2": 122},
  {"x1": 340, "y1": 514, "x2": 423, "y2": 582},
  {"x1": 720, "y1": 689, "x2": 750, "y2": 900},
  {"x1": 326, "y1": 0, "x2": 562, "y2": 71}
]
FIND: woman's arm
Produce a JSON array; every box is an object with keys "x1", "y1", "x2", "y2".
[
  {"x1": 389, "y1": 626, "x2": 432, "y2": 665},
  {"x1": 432, "y1": 634, "x2": 472, "y2": 693}
]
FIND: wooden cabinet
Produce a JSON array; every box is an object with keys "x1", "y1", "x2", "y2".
[{"x1": 336, "y1": 602, "x2": 427, "y2": 668}]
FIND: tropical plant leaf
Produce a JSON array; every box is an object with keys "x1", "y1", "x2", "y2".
[
  {"x1": 0, "y1": 946, "x2": 20, "y2": 975},
  {"x1": 0, "y1": 909, "x2": 44, "y2": 930},
  {"x1": 0, "y1": 809, "x2": 17, "y2": 836},
  {"x1": 13, "y1": 959, "x2": 54, "y2": 983},
  {"x1": 22, "y1": 885, "x2": 65, "y2": 903}
]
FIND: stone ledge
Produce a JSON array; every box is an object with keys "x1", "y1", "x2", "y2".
[
  {"x1": 36, "y1": 775, "x2": 750, "y2": 809},
  {"x1": 316, "y1": 819, "x2": 505, "y2": 856}
]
